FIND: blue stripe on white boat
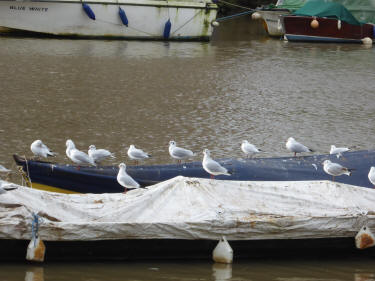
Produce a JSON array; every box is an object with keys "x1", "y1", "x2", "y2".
[
  {"x1": 82, "y1": 3, "x2": 96, "y2": 20},
  {"x1": 119, "y1": 7, "x2": 128, "y2": 26}
]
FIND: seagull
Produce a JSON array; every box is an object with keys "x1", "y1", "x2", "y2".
[
  {"x1": 202, "y1": 149, "x2": 231, "y2": 179},
  {"x1": 66, "y1": 139, "x2": 96, "y2": 167},
  {"x1": 286, "y1": 137, "x2": 314, "y2": 157},
  {"x1": 368, "y1": 167, "x2": 375, "y2": 188},
  {"x1": 88, "y1": 145, "x2": 115, "y2": 164},
  {"x1": 241, "y1": 140, "x2": 262, "y2": 158},
  {"x1": 323, "y1": 160, "x2": 354, "y2": 181},
  {"x1": 30, "y1": 140, "x2": 56, "y2": 158},
  {"x1": 127, "y1": 145, "x2": 151, "y2": 165},
  {"x1": 117, "y1": 163, "x2": 140, "y2": 193},
  {"x1": 169, "y1": 140, "x2": 194, "y2": 163},
  {"x1": 0, "y1": 182, "x2": 17, "y2": 194},
  {"x1": 66, "y1": 139, "x2": 76, "y2": 159},
  {"x1": 0, "y1": 165, "x2": 11, "y2": 173},
  {"x1": 330, "y1": 145, "x2": 350, "y2": 159}
]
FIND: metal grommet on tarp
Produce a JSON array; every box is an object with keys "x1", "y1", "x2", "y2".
[{"x1": 212, "y1": 236, "x2": 233, "y2": 264}]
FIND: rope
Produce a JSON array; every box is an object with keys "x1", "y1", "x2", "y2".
[
  {"x1": 215, "y1": 0, "x2": 253, "y2": 10},
  {"x1": 167, "y1": 0, "x2": 170, "y2": 19},
  {"x1": 215, "y1": 10, "x2": 254, "y2": 22},
  {"x1": 94, "y1": 4, "x2": 205, "y2": 38},
  {"x1": 31, "y1": 213, "x2": 40, "y2": 247},
  {"x1": 95, "y1": 18, "x2": 157, "y2": 36},
  {"x1": 24, "y1": 156, "x2": 32, "y2": 188},
  {"x1": 171, "y1": 9, "x2": 203, "y2": 35}
]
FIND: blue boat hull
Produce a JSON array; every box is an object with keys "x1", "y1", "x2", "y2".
[{"x1": 13, "y1": 150, "x2": 375, "y2": 193}]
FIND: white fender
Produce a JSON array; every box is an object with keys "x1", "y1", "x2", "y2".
[
  {"x1": 26, "y1": 236, "x2": 46, "y2": 262},
  {"x1": 212, "y1": 236, "x2": 233, "y2": 264},
  {"x1": 355, "y1": 225, "x2": 375, "y2": 249},
  {"x1": 251, "y1": 12, "x2": 261, "y2": 20},
  {"x1": 361, "y1": 37, "x2": 373, "y2": 45}
]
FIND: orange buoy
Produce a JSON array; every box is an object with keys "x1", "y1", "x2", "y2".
[{"x1": 311, "y1": 19, "x2": 319, "y2": 29}]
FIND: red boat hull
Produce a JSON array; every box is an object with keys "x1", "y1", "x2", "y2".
[{"x1": 283, "y1": 16, "x2": 374, "y2": 43}]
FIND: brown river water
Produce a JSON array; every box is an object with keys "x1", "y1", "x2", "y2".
[{"x1": 0, "y1": 18, "x2": 375, "y2": 280}]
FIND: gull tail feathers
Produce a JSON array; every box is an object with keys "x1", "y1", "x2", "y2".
[
  {"x1": 225, "y1": 170, "x2": 233, "y2": 176},
  {"x1": 347, "y1": 168, "x2": 356, "y2": 176}
]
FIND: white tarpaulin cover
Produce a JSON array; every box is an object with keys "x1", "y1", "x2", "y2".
[{"x1": 0, "y1": 177, "x2": 374, "y2": 241}]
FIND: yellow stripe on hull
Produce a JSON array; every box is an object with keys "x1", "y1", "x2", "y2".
[{"x1": 30, "y1": 182, "x2": 80, "y2": 194}]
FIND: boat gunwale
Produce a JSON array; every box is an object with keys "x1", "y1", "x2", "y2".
[{"x1": 0, "y1": 0, "x2": 219, "y2": 9}]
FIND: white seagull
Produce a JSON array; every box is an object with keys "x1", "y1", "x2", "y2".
[
  {"x1": 117, "y1": 163, "x2": 140, "y2": 193},
  {"x1": 330, "y1": 145, "x2": 350, "y2": 158},
  {"x1": 323, "y1": 160, "x2": 354, "y2": 181},
  {"x1": 368, "y1": 167, "x2": 375, "y2": 188},
  {"x1": 65, "y1": 139, "x2": 76, "y2": 159},
  {"x1": 88, "y1": 145, "x2": 115, "y2": 164},
  {"x1": 30, "y1": 140, "x2": 56, "y2": 158},
  {"x1": 66, "y1": 139, "x2": 96, "y2": 167},
  {"x1": 0, "y1": 182, "x2": 17, "y2": 194},
  {"x1": 202, "y1": 149, "x2": 231, "y2": 179},
  {"x1": 169, "y1": 140, "x2": 195, "y2": 163},
  {"x1": 241, "y1": 140, "x2": 261, "y2": 158},
  {"x1": 286, "y1": 137, "x2": 314, "y2": 157},
  {"x1": 127, "y1": 145, "x2": 151, "y2": 165}
]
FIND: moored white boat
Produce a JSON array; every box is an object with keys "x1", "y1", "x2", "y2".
[
  {"x1": 1, "y1": 176, "x2": 375, "y2": 261},
  {"x1": 0, "y1": 0, "x2": 218, "y2": 40}
]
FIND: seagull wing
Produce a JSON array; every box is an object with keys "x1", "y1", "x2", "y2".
[
  {"x1": 292, "y1": 142, "x2": 310, "y2": 153},
  {"x1": 172, "y1": 147, "x2": 193, "y2": 159},
  {"x1": 72, "y1": 150, "x2": 95, "y2": 165},
  {"x1": 41, "y1": 143, "x2": 56, "y2": 156},
  {"x1": 118, "y1": 173, "x2": 139, "y2": 188},
  {"x1": 92, "y1": 149, "x2": 112, "y2": 161},
  {"x1": 205, "y1": 159, "x2": 229, "y2": 174},
  {"x1": 131, "y1": 149, "x2": 149, "y2": 159},
  {"x1": 328, "y1": 163, "x2": 349, "y2": 175}
]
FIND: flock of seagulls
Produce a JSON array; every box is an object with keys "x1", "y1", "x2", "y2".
[{"x1": 9, "y1": 137, "x2": 371, "y2": 192}]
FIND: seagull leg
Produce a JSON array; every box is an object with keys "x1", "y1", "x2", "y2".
[
  {"x1": 332, "y1": 176, "x2": 335, "y2": 182},
  {"x1": 294, "y1": 152, "x2": 297, "y2": 157},
  {"x1": 123, "y1": 187, "x2": 127, "y2": 194},
  {"x1": 210, "y1": 174, "x2": 214, "y2": 179}
]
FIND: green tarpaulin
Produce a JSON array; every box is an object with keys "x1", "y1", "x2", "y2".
[
  {"x1": 293, "y1": 0, "x2": 362, "y2": 25},
  {"x1": 276, "y1": 0, "x2": 307, "y2": 11},
  {"x1": 276, "y1": 0, "x2": 375, "y2": 24}
]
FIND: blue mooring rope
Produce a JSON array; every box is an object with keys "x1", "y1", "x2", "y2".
[
  {"x1": 31, "y1": 213, "x2": 39, "y2": 247},
  {"x1": 215, "y1": 10, "x2": 255, "y2": 22}
]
